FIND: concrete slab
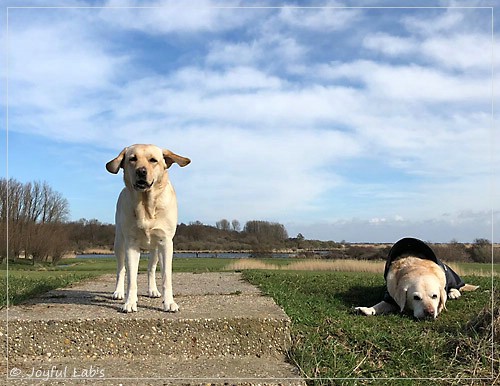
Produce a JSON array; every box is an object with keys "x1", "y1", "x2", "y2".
[
  {"x1": 2, "y1": 272, "x2": 267, "y2": 320},
  {"x1": 1, "y1": 273, "x2": 305, "y2": 385}
]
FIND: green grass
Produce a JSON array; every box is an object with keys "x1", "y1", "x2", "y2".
[
  {"x1": 57, "y1": 256, "x2": 233, "y2": 273},
  {"x1": 2, "y1": 256, "x2": 233, "y2": 272},
  {"x1": 456, "y1": 262, "x2": 499, "y2": 276},
  {"x1": 0, "y1": 270, "x2": 100, "y2": 308},
  {"x1": 243, "y1": 270, "x2": 497, "y2": 385}
]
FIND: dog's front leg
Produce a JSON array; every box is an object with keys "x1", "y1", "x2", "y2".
[
  {"x1": 112, "y1": 235, "x2": 125, "y2": 300},
  {"x1": 122, "y1": 245, "x2": 141, "y2": 313},
  {"x1": 159, "y1": 239, "x2": 179, "y2": 312},
  {"x1": 148, "y1": 247, "x2": 161, "y2": 298},
  {"x1": 355, "y1": 301, "x2": 398, "y2": 316}
]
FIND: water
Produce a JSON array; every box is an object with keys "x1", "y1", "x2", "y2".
[{"x1": 76, "y1": 252, "x2": 294, "y2": 259}]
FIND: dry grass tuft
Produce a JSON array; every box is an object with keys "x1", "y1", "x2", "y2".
[
  {"x1": 446, "y1": 262, "x2": 465, "y2": 276},
  {"x1": 287, "y1": 259, "x2": 384, "y2": 272},
  {"x1": 226, "y1": 258, "x2": 496, "y2": 277},
  {"x1": 225, "y1": 259, "x2": 280, "y2": 271},
  {"x1": 225, "y1": 259, "x2": 385, "y2": 273}
]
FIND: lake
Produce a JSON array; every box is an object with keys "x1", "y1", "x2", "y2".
[{"x1": 76, "y1": 252, "x2": 294, "y2": 259}]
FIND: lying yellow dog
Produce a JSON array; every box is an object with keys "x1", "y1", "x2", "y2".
[{"x1": 355, "y1": 238, "x2": 478, "y2": 319}]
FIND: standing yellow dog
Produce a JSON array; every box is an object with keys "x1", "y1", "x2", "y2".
[{"x1": 106, "y1": 144, "x2": 190, "y2": 313}]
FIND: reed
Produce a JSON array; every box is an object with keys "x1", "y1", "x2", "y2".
[
  {"x1": 225, "y1": 258, "x2": 385, "y2": 273},
  {"x1": 226, "y1": 258, "x2": 497, "y2": 277}
]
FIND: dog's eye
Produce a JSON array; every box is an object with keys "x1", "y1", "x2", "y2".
[
  {"x1": 413, "y1": 295, "x2": 422, "y2": 301},
  {"x1": 149, "y1": 158, "x2": 158, "y2": 163},
  {"x1": 129, "y1": 156, "x2": 137, "y2": 162},
  {"x1": 431, "y1": 294, "x2": 438, "y2": 299}
]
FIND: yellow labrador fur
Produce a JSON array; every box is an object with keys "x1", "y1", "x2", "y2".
[
  {"x1": 355, "y1": 256, "x2": 477, "y2": 319},
  {"x1": 106, "y1": 144, "x2": 190, "y2": 313},
  {"x1": 387, "y1": 257, "x2": 447, "y2": 319}
]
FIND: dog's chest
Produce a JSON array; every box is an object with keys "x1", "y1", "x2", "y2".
[{"x1": 133, "y1": 203, "x2": 169, "y2": 247}]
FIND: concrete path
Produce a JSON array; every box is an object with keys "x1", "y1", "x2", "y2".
[{"x1": 1, "y1": 272, "x2": 305, "y2": 385}]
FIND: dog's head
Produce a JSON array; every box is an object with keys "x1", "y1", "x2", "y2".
[
  {"x1": 388, "y1": 257, "x2": 447, "y2": 319},
  {"x1": 403, "y1": 275, "x2": 447, "y2": 319},
  {"x1": 106, "y1": 144, "x2": 190, "y2": 192}
]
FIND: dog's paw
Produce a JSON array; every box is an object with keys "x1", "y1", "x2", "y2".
[
  {"x1": 121, "y1": 301, "x2": 138, "y2": 313},
  {"x1": 148, "y1": 288, "x2": 162, "y2": 298},
  {"x1": 163, "y1": 301, "x2": 179, "y2": 312},
  {"x1": 112, "y1": 291, "x2": 124, "y2": 300},
  {"x1": 354, "y1": 306, "x2": 376, "y2": 316},
  {"x1": 448, "y1": 288, "x2": 461, "y2": 300}
]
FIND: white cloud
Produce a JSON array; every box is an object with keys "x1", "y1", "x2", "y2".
[
  {"x1": 102, "y1": 71, "x2": 364, "y2": 131},
  {"x1": 363, "y1": 32, "x2": 494, "y2": 72},
  {"x1": 402, "y1": 10, "x2": 465, "y2": 36},
  {"x1": 363, "y1": 7, "x2": 493, "y2": 73},
  {"x1": 290, "y1": 210, "x2": 497, "y2": 243},
  {"x1": 278, "y1": 7, "x2": 362, "y2": 31},
  {"x1": 369, "y1": 217, "x2": 387, "y2": 224},
  {"x1": 5, "y1": 17, "x2": 127, "y2": 140},
  {"x1": 319, "y1": 60, "x2": 490, "y2": 102},
  {"x1": 206, "y1": 32, "x2": 308, "y2": 69},
  {"x1": 8, "y1": 21, "x2": 125, "y2": 101},
  {"x1": 363, "y1": 33, "x2": 418, "y2": 57},
  {"x1": 100, "y1": 0, "x2": 251, "y2": 34},
  {"x1": 421, "y1": 34, "x2": 494, "y2": 71},
  {"x1": 169, "y1": 67, "x2": 284, "y2": 91},
  {"x1": 173, "y1": 127, "x2": 360, "y2": 222},
  {"x1": 206, "y1": 40, "x2": 263, "y2": 67}
]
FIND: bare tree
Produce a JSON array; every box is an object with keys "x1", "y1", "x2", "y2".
[
  {"x1": 231, "y1": 219, "x2": 241, "y2": 232},
  {"x1": 0, "y1": 178, "x2": 71, "y2": 263},
  {"x1": 216, "y1": 219, "x2": 231, "y2": 231},
  {"x1": 241, "y1": 220, "x2": 287, "y2": 257},
  {"x1": 244, "y1": 220, "x2": 288, "y2": 240}
]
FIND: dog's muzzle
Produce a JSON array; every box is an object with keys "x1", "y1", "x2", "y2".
[{"x1": 134, "y1": 179, "x2": 154, "y2": 191}]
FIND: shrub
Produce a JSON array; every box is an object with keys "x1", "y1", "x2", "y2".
[
  {"x1": 469, "y1": 239, "x2": 492, "y2": 263},
  {"x1": 432, "y1": 241, "x2": 470, "y2": 262}
]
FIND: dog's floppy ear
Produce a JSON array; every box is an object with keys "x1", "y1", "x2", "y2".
[
  {"x1": 106, "y1": 147, "x2": 127, "y2": 174},
  {"x1": 163, "y1": 149, "x2": 191, "y2": 169},
  {"x1": 394, "y1": 287, "x2": 407, "y2": 312},
  {"x1": 438, "y1": 287, "x2": 447, "y2": 313}
]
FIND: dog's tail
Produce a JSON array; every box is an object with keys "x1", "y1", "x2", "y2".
[{"x1": 460, "y1": 284, "x2": 480, "y2": 292}]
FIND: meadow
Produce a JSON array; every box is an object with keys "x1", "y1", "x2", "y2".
[{"x1": 2, "y1": 257, "x2": 498, "y2": 385}]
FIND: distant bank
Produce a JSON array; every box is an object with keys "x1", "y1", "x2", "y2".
[{"x1": 76, "y1": 252, "x2": 297, "y2": 259}]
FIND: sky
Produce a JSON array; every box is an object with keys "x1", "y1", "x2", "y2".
[{"x1": 1, "y1": 0, "x2": 499, "y2": 243}]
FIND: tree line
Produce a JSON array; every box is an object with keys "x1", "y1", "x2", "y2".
[
  {"x1": 1, "y1": 178, "x2": 497, "y2": 264},
  {"x1": 171, "y1": 219, "x2": 293, "y2": 254},
  {"x1": 0, "y1": 178, "x2": 301, "y2": 262},
  {"x1": 1, "y1": 178, "x2": 70, "y2": 263},
  {"x1": 325, "y1": 239, "x2": 495, "y2": 264}
]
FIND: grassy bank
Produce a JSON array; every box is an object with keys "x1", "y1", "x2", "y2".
[
  {"x1": 244, "y1": 270, "x2": 497, "y2": 384},
  {"x1": 0, "y1": 271, "x2": 100, "y2": 308}
]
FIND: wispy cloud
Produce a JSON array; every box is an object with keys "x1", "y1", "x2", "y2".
[
  {"x1": 277, "y1": 6, "x2": 363, "y2": 31},
  {"x1": 289, "y1": 210, "x2": 496, "y2": 243},
  {"x1": 100, "y1": 0, "x2": 251, "y2": 34}
]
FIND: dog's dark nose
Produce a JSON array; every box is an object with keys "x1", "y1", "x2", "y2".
[{"x1": 136, "y1": 167, "x2": 147, "y2": 178}]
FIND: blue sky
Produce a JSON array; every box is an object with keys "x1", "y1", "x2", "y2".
[{"x1": 1, "y1": 0, "x2": 499, "y2": 242}]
